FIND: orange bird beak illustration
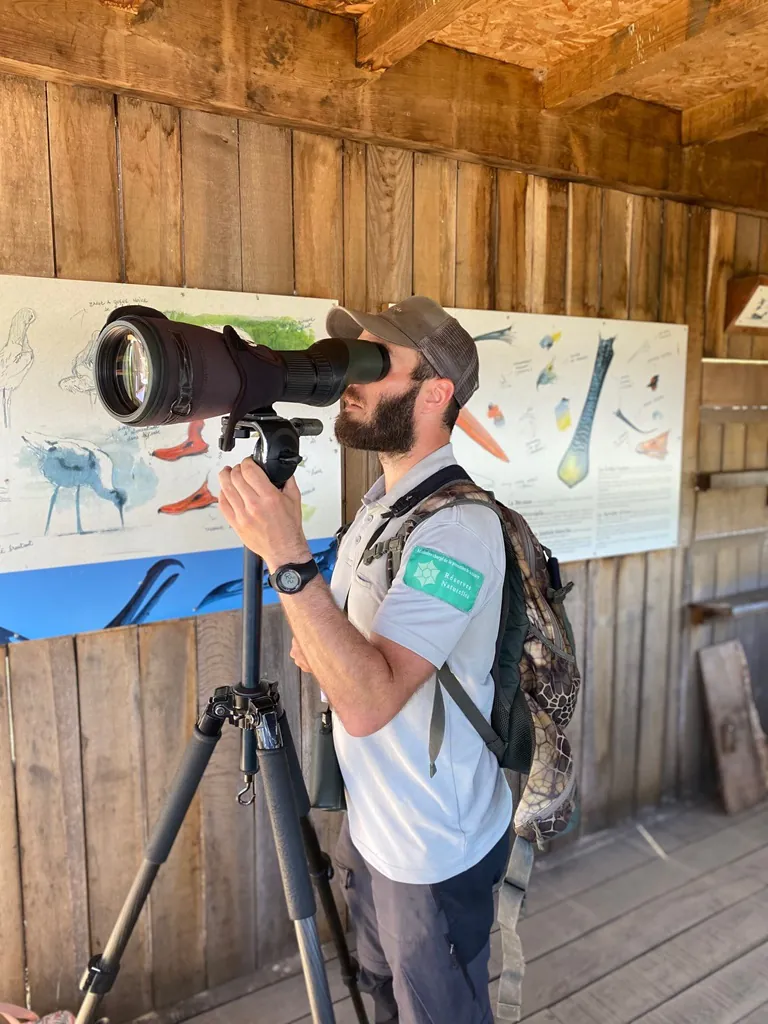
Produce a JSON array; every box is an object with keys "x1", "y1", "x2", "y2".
[{"x1": 456, "y1": 407, "x2": 509, "y2": 462}]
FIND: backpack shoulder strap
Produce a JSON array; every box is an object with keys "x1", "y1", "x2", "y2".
[
  {"x1": 429, "y1": 666, "x2": 506, "y2": 776},
  {"x1": 496, "y1": 835, "x2": 535, "y2": 1022}
]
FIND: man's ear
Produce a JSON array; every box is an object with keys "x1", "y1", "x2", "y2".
[{"x1": 421, "y1": 376, "x2": 455, "y2": 417}]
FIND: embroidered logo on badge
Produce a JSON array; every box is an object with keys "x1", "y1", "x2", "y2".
[{"x1": 403, "y1": 546, "x2": 484, "y2": 612}]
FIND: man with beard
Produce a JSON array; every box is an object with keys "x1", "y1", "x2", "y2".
[{"x1": 218, "y1": 296, "x2": 510, "y2": 1024}]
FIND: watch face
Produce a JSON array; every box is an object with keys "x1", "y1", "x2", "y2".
[{"x1": 279, "y1": 568, "x2": 302, "y2": 592}]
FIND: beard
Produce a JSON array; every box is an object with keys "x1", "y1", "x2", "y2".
[{"x1": 334, "y1": 381, "x2": 420, "y2": 454}]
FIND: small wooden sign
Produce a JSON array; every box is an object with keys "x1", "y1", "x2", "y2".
[
  {"x1": 725, "y1": 274, "x2": 768, "y2": 334},
  {"x1": 699, "y1": 639, "x2": 768, "y2": 814}
]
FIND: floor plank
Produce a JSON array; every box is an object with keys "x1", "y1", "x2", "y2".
[
  {"x1": 633, "y1": 942, "x2": 768, "y2": 1024},
  {"x1": 543, "y1": 888, "x2": 768, "y2": 1023},
  {"x1": 165, "y1": 802, "x2": 768, "y2": 1024},
  {"x1": 523, "y1": 841, "x2": 768, "y2": 1015},
  {"x1": 520, "y1": 805, "x2": 768, "y2": 961}
]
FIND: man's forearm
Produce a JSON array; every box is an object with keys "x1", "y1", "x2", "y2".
[{"x1": 277, "y1": 576, "x2": 396, "y2": 736}]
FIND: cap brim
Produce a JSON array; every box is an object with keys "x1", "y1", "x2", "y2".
[{"x1": 326, "y1": 306, "x2": 417, "y2": 349}]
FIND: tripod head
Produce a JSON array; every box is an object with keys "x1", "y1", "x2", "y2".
[{"x1": 220, "y1": 408, "x2": 323, "y2": 488}]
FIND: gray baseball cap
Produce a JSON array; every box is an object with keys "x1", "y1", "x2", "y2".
[{"x1": 326, "y1": 296, "x2": 479, "y2": 407}]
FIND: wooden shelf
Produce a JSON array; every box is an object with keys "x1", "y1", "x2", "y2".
[
  {"x1": 690, "y1": 587, "x2": 768, "y2": 624},
  {"x1": 696, "y1": 470, "x2": 768, "y2": 493}
]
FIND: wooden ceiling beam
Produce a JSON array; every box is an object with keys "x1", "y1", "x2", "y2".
[
  {"x1": 683, "y1": 82, "x2": 768, "y2": 144},
  {"x1": 0, "y1": 0, "x2": 767, "y2": 213},
  {"x1": 544, "y1": 0, "x2": 768, "y2": 112},
  {"x1": 356, "y1": 0, "x2": 490, "y2": 71}
]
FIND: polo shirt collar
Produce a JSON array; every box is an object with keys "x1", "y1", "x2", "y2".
[{"x1": 362, "y1": 444, "x2": 457, "y2": 513}]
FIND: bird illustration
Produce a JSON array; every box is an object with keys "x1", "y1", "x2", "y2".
[
  {"x1": 0, "y1": 308, "x2": 36, "y2": 428},
  {"x1": 60, "y1": 331, "x2": 99, "y2": 402},
  {"x1": 21, "y1": 432, "x2": 126, "y2": 535}
]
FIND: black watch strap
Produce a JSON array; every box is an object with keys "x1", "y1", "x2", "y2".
[{"x1": 268, "y1": 558, "x2": 319, "y2": 594}]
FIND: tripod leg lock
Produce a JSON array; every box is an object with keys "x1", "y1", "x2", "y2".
[
  {"x1": 80, "y1": 955, "x2": 119, "y2": 996},
  {"x1": 308, "y1": 851, "x2": 334, "y2": 886}
]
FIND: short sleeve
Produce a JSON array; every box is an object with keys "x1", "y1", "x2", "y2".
[{"x1": 371, "y1": 505, "x2": 504, "y2": 668}]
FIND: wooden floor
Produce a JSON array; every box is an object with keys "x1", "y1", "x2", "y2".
[{"x1": 179, "y1": 801, "x2": 768, "y2": 1024}]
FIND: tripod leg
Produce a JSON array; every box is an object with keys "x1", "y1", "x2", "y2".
[
  {"x1": 257, "y1": 740, "x2": 336, "y2": 1024},
  {"x1": 280, "y1": 716, "x2": 369, "y2": 1024},
  {"x1": 76, "y1": 726, "x2": 221, "y2": 1024}
]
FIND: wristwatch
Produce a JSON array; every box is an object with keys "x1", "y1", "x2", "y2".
[{"x1": 268, "y1": 558, "x2": 319, "y2": 594}]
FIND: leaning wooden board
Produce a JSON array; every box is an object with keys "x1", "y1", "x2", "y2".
[{"x1": 699, "y1": 639, "x2": 768, "y2": 814}]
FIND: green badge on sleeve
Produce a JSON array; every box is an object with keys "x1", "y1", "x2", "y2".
[{"x1": 403, "y1": 546, "x2": 485, "y2": 613}]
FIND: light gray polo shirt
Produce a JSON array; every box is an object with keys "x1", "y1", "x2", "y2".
[{"x1": 330, "y1": 443, "x2": 512, "y2": 884}]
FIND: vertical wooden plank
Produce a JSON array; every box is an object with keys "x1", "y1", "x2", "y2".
[
  {"x1": 527, "y1": 177, "x2": 568, "y2": 315},
  {"x1": 629, "y1": 196, "x2": 663, "y2": 322},
  {"x1": 582, "y1": 558, "x2": 618, "y2": 833},
  {"x1": 181, "y1": 111, "x2": 249, "y2": 979},
  {"x1": 0, "y1": 73, "x2": 55, "y2": 1004},
  {"x1": 599, "y1": 189, "x2": 633, "y2": 320},
  {"x1": 713, "y1": 420, "x2": 747, "y2": 649},
  {"x1": 543, "y1": 180, "x2": 568, "y2": 315},
  {"x1": 456, "y1": 163, "x2": 494, "y2": 309},
  {"x1": 255, "y1": 605, "x2": 304, "y2": 966},
  {"x1": 196, "y1": 610, "x2": 256, "y2": 986},
  {"x1": 579, "y1": 188, "x2": 631, "y2": 832},
  {"x1": 413, "y1": 153, "x2": 457, "y2": 307},
  {"x1": 496, "y1": 170, "x2": 529, "y2": 313},
  {"x1": 341, "y1": 140, "x2": 377, "y2": 522},
  {"x1": 0, "y1": 647, "x2": 25, "y2": 1005},
  {"x1": 139, "y1": 621, "x2": 203, "y2": 1007},
  {"x1": 566, "y1": 183, "x2": 601, "y2": 319},
  {"x1": 181, "y1": 110, "x2": 242, "y2": 291},
  {"x1": 704, "y1": 208, "x2": 737, "y2": 358},
  {"x1": 684, "y1": 547, "x2": 717, "y2": 799},
  {"x1": 610, "y1": 553, "x2": 646, "y2": 820},
  {"x1": 366, "y1": 144, "x2": 413, "y2": 309},
  {"x1": 10, "y1": 638, "x2": 90, "y2": 1014},
  {"x1": 77, "y1": 627, "x2": 152, "y2": 1020},
  {"x1": 0, "y1": 74, "x2": 54, "y2": 276},
  {"x1": 662, "y1": 547, "x2": 688, "y2": 801},
  {"x1": 294, "y1": 132, "x2": 348, "y2": 940},
  {"x1": 609, "y1": 195, "x2": 662, "y2": 818},
  {"x1": 118, "y1": 98, "x2": 182, "y2": 286},
  {"x1": 627, "y1": 196, "x2": 666, "y2": 812},
  {"x1": 239, "y1": 122, "x2": 294, "y2": 295},
  {"x1": 636, "y1": 548, "x2": 675, "y2": 808},
  {"x1": 659, "y1": 201, "x2": 691, "y2": 804},
  {"x1": 729, "y1": 213, "x2": 762, "y2": 359},
  {"x1": 119, "y1": 103, "x2": 198, "y2": 1005},
  {"x1": 679, "y1": 207, "x2": 714, "y2": 797},
  {"x1": 343, "y1": 140, "x2": 368, "y2": 312},
  {"x1": 47, "y1": 84, "x2": 121, "y2": 281},
  {"x1": 561, "y1": 182, "x2": 601, "y2": 829},
  {"x1": 293, "y1": 132, "x2": 343, "y2": 301}
]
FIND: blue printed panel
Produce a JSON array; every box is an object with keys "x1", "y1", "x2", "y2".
[{"x1": 0, "y1": 537, "x2": 336, "y2": 643}]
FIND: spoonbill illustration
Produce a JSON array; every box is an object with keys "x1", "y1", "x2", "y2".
[{"x1": 22, "y1": 432, "x2": 126, "y2": 535}]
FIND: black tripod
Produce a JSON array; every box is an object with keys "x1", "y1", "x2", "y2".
[{"x1": 76, "y1": 411, "x2": 368, "y2": 1024}]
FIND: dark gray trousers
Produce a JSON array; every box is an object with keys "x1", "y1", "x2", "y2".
[{"x1": 335, "y1": 818, "x2": 510, "y2": 1024}]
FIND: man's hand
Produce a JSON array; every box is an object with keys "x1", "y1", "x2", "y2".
[
  {"x1": 290, "y1": 638, "x2": 312, "y2": 673},
  {"x1": 218, "y1": 459, "x2": 312, "y2": 572}
]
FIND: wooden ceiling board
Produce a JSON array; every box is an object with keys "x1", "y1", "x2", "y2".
[
  {"x1": 432, "y1": 0, "x2": 675, "y2": 70},
  {"x1": 282, "y1": 0, "x2": 371, "y2": 14},
  {"x1": 626, "y1": 25, "x2": 768, "y2": 108}
]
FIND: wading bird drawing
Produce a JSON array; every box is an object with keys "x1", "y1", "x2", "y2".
[
  {"x1": 59, "y1": 331, "x2": 99, "y2": 402},
  {"x1": 22, "y1": 432, "x2": 126, "y2": 535},
  {"x1": 0, "y1": 308, "x2": 36, "y2": 428}
]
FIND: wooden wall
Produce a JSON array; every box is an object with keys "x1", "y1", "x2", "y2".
[{"x1": 1, "y1": 72, "x2": 768, "y2": 1021}]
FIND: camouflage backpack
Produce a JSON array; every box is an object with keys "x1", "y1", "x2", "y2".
[{"x1": 360, "y1": 463, "x2": 582, "y2": 1021}]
